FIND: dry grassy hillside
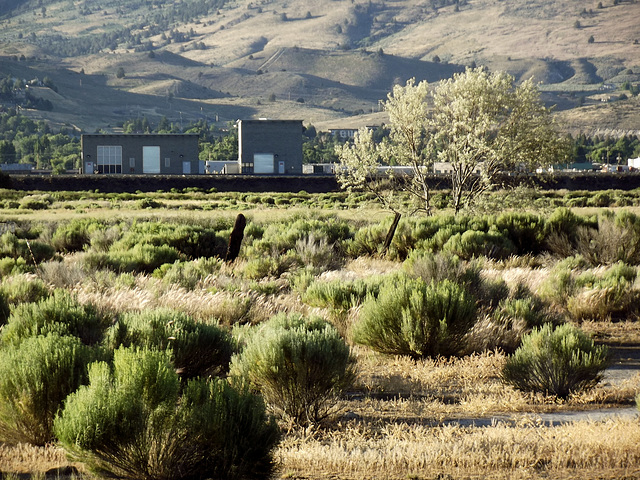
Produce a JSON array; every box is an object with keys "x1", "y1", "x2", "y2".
[{"x1": 0, "y1": 0, "x2": 639, "y2": 132}]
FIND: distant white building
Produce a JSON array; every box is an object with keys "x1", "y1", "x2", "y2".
[
  {"x1": 433, "y1": 162, "x2": 483, "y2": 175},
  {"x1": 628, "y1": 157, "x2": 640, "y2": 170}
]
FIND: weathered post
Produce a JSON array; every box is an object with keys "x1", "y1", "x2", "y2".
[
  {"x1": 382, "y1": 212, "x2": 401, "y2": 255},
  {"x1": 225, "y1": 213, "x2": 247, "y2": 262}
]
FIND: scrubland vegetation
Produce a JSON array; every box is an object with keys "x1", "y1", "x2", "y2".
[{"x1": 0, "y1": 186, "x2": 640, "y2": 480}]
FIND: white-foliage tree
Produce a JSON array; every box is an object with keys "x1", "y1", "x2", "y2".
[
  {"x1": 335, "y1": 79, "x2": 433, "y2": 253},
  {"x1": 379, "y1": 78, "x2": 433, "y2": 214},
  {"x1": 336, "y1": 67, "x2": 569, "y2": 217},
  {"x1": 431, "y1": 68, "x2": 568, "y2": 213},
  {"x1": 335, "y1": 127, "x2": 406, "y2": 252},
  {"x1": 334, "y1": 126, "x2": 389, "y2": 209}
]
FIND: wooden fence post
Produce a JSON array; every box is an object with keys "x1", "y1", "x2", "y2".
[
  {"x1": 382, "y1": 212, "x2": 402, "y2": 255},
  {"x1": 225, "y1": 213, "x2": 247, "y2": 262}
]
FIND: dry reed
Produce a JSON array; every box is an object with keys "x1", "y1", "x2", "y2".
[
  {"x1": 0, "y1": 443, "x2": 69, "y2": 474},
  {"x1": 276, "y1": 418, "x2": 640, "y2": 480}
]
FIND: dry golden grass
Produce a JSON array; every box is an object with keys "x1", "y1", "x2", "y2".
[
  {"x1": 276, "y1": 418, "x2": 640, "y2": 480},
  {"x1": 352, "y1": 347, "x2": 639, "y2": 415},
  {"x1": 273, "y1": 342, "x2": 640, "y2": 479},
  {"x1": 482, "y1": 265, "x2": 553, "y2": 294},
  {"x1": 581, "y1": 320, "x2": 640, "y2": 345},
  {"x1": 73, "y1": 274, "x2": 308, "y2": 326},
  {"x1": 0, "y1": 443, "x2": 69, "y2": 474}
]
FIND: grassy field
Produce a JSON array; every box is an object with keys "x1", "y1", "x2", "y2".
[{"x1": 0, "y1": 187, "x2": 640, "y2": 479}]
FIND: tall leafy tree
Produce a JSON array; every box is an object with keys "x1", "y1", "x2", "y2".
[
  {"x1": 336, "y1": 79, "x2": 432, "y2": 215},
  {"x1": 0, "y1": 140, "x2": 17, "y2": 163},
  {"x1": 380, "y1": 78, "x2": 432, "y2": 213},
  {"x1": 337, "y1": 68, "x2": 569, "y2": 217},
  {"x1": 430, "y1": 68, "x2": 569, "y2": 213}
]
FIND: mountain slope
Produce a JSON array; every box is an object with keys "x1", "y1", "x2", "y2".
[{"x1": 0, "y1": 0, "x2": 639, "y2": 133}]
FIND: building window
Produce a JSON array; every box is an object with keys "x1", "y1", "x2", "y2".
[
  {"x1": 97, "y1": 145, "x2": 122, "y2": 174},
  {"x1": 165, "y1": 157, "x2": 170, "y2": 168}
]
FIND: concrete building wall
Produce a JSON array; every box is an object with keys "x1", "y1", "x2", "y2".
[
  {"x1": 238, "y1": 120, "x2": 303, "y2": 175},
  {"x1": 81, "y1": 134, "x2": 199, "y2": 175}
]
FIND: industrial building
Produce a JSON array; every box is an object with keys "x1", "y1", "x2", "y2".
[
  {"x1": 237, "y1": 119, "x2": 303, "y2": 174},
  {"x1": 81, "y1": 134, "x2": 199, "y2": 175}
]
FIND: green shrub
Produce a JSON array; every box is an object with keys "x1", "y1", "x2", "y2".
[
  {"x1": 396, "y1": 219, "x2": 435, "y2": 259},
  {"x1": 344, "y1": 222, "x2": 387, "y2": 257},
  {"x1": 55, "y1": 347, "x2": 279, "y2": 480},
  {"x1": 344, "y1": 216, "x2": 419, "y2": 260},
  {"x1": 51, "y1": 219, "x2": 100, "y2": 253},
  {"x1": 25, "y1": 240, "x2": 56, "y2": 264},
  {"x1": 494, "y1": 212, "x2": 546, "y2": 255},
  {"x1": 152, "y1": 258, "x2": 222, "y2": 290},
  {"x1": 290, "y1": 267, "x2": 316, "y2": 294},
  {"x1": 403, "y1": 251, "x2": 482, "y2": 292},
  {"x1": 0, "y1": 232, "x2": 56, "y2": 265},
  {"x1": 252, "y1": 216, "x2": 352, "y2": 257},
  {"x1": 537, "y1": 261, "x2": 579, "y2": 306},
  {"x1": 549, "y1": 262, "x2": 640, "y2": 321},
  {"x1": 302, "y1": 277, "x2": 382, "y2": 311},
  {"x1": 0, "y1": 275, "x2": 50, "y2": 306},
  {"x1": 0, "y1": 333, "x2": 98, "y2": 445},
  {"x1": 588, "y1": 191, "x2": 613, "y2": 208},
  {"x1": 0, "y1": 256, "x2": 28, "y2": 276},
  {"x1": 353, "y1": 276, "x2": 477, "y2": 358},
  {"x1": 601, "y1": 261, "x2": 637, "y2": 285},
  {"x1": 136, "y1": 198, "x2": 165, "y2": 209},
  {"x1": 111, "y1": 222, "x2": 229, "y2": 260},
  {"x1": 421, "y1": 221, "x2": 468, "y2": 252},
  {"x1": 105, "y1": 309, "x2": 234, "y2": 379},
  {"x1": 466, "y1": 290, "x2": 550, "y2": 355},
  {"x1": 19, "y1": 194, "x2": 53, "y2": 210},
  {"x1": 84, "y1": 244, "x2": 182, "y2": 273},
  {"x1": 0, "y1": 290, "x2": 106, "y2": 347},
  {"x1": 89, "y1": 225, "x2": 122, "y2": 252},
  {"x1": 242, "y1": 252, "x2": 299, "y2": 280},
  {"x1": 244, "y1": 221, "x2": 264, "y2": 240},
  {"x1": 566, "y1": 196, "x2": 588, "y2": 208},
  {"x1": 295, "y1": 233, "x2": 342, "y2": 270},
  {"x1": 575, "y1": 212, "x2": 640, "y2": 266},
  {"x1": 545, "y1": 208, "x2": 595, "y2": 238},
  {"x1": 442, "y1": 229, "x2": 516, "y2": 260},
  {"x1": 544, "y1": 208, "x2": 597, "y2": 257},
  {"x1": 230, "y1": 313, "x2": 355, "y2": 425},
  {"x1": 501, "y1": 323, "x2": 609, "y2": 398},
  {"x1": 492, "y1": 297, "x2": 547, "y2": 330}
]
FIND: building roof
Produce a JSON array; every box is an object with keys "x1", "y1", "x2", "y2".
[
  {"x1": 81, "y1": 133, "x2": 199, "y2": 138},
  {"x1": 238, "y1": 119, "x2": 302, "y2": 124}
]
